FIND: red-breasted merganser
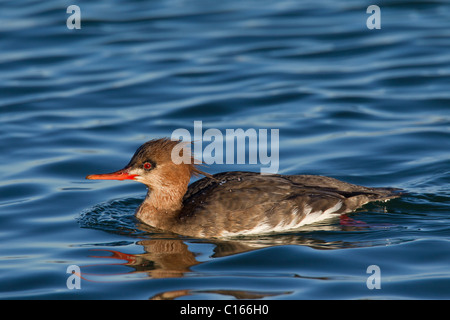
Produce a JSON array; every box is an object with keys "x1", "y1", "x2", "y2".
[{"x1": 86, "y1": 138, "x2": 401, "y2": 238}]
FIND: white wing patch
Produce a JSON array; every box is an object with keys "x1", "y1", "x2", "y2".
[
  {"x1": 219, "y1": 201, "x2": 343, "y2": 237},
  {"x1": 220, "y1": 220, "x2": 274, "y2": 237},
  {"x1": 299, "y1": 201, "x2": 343, "y2": 226}
]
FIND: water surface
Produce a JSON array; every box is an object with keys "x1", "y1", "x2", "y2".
[{"x1": 0, "y1": 0, "x2": 449, "y2": 299}]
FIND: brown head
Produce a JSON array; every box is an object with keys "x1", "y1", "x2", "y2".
[{"x1": 86, "y1": 138, "x2": 208, "y2": 196}]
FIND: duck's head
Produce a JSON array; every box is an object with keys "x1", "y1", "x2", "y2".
[{"x1": 86, "y1": 138, "x2": 207, "y2": 191}]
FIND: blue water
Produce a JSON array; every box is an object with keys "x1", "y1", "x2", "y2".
[{"x1": 1, "y1": 0, "x2": 449, "y2": 300}]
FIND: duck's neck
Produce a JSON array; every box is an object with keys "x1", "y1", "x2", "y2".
[
  {"x1": 134, "y1": 163, "x2": 209, "y2": 230},
  {"x1": 135, "y1": 183, "x2": 188, "y2": 230}
]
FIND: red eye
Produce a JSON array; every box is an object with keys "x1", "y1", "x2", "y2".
[{"x1": 143, "y1": 162, "x2": 152, "y2": 169}]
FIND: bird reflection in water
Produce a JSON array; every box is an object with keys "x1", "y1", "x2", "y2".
[{"x1": 77, "y1": 213, "x2": 378, "y2": 299}]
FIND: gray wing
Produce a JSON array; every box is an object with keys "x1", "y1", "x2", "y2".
[{"x1": 179, "y1": 172, "x2": 401, "y2": 237}]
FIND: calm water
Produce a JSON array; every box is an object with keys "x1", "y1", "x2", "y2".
[{"x1": 1, "y1": 0, "x2": 449, "y2": 300}]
